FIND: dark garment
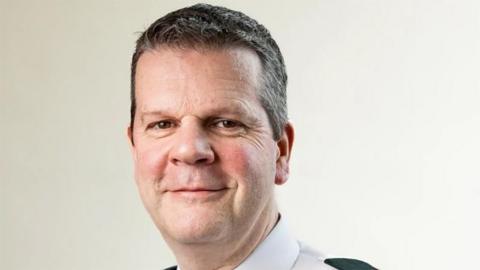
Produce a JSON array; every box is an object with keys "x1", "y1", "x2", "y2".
[{"x1": 324, "y1": 258, "x2": 378, "y2": 270}]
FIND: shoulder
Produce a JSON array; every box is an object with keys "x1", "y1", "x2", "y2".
[{"x1": 292, "y1": 242, "x2": 377, "y2": 270}]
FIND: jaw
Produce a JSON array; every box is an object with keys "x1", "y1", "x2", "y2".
[{"x1": 158, "y1": 195, "x2": 279, "y2": 270}]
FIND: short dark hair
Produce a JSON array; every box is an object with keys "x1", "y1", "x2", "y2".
[{"x1": 130, "y1": 3, "x2": 288, "y2": 140}]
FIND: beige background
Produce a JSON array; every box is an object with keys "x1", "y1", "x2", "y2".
[{"x1": 1, "y1": 0, "x2": 479, "y2": 269}]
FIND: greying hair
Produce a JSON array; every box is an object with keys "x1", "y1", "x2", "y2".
[{"x1": 130, "y1": 3, "x2": 288, "y2": 140}]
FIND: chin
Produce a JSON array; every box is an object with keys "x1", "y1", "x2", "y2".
[{"x1": 156, "y1": 205, "x2": 233, "y2": 244}]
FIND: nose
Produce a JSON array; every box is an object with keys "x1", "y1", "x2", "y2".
[{"x1": 169, "y1": 119, "x2": 215, "y2": 166}]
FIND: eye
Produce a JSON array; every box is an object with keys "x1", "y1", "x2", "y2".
[
  {"x1": 213, "y1": 119, "x2": 241, "y2": 128},
  {"x1": 210, "y1": 118, "x2": 248, "y2": 136},
  {"x1": 149, "y1": 120, "x2": 174, "y2": 130}
]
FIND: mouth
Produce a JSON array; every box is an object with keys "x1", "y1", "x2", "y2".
[{"x1": 169, "y1": 188, "x2": 229, "y2": 200}]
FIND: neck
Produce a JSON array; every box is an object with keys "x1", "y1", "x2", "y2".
[{"x1": 169, "y1": 206, "x2": 279, "y2": 270}]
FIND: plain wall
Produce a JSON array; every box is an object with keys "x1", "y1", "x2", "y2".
[{"x1": 1, "y1": 0, "x2": 479, "y2": 269}]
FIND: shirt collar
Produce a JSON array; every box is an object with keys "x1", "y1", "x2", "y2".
[{"x1": 235, "y1": 216, "x2": 299, "y2": 270}]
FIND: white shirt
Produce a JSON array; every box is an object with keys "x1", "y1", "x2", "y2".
[
  {"x1": 177, "y1": 218, "x2": 336, "y2": 270},
  {"x1": 235, "y1": 218, "x2": 336, "y2": 270}
]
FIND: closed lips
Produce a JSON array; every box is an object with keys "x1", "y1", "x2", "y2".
[{"x1": 172, "y1": 188, "x2": 227, "y2": 192}]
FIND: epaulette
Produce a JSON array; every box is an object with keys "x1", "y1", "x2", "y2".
[{"x1": 324, "y1": 258, "x2": 377, "y2": 270}]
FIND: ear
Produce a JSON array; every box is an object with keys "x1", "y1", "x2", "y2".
[
  {"x1": 275, "y1": 122, "x2": 294, "y2": 185},
  {"x1": 127, "y1": 125, "x2": 137, "y2": 161}
]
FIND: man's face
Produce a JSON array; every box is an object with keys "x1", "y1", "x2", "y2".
[{"x1": 129, "y1": 47, "x2": 292, "y2": 245}]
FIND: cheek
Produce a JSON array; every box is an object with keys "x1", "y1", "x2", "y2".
[
  {"x1": 220, "y1": 141, "x2": 276, "y2": 188},
  {"x1": 221, "y1": 144, "x2": 251, "y2": 176},
  {"x1": 134, "y1": 144, "x2": 169, "y2": 181}
]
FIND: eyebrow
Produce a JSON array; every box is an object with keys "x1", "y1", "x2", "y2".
[
  {"x1": 139, "y1": 110, "x2": 170, "y2": 124},
  {"x1": 139, "y1": 103, "x2": 255, "y2": 124}
]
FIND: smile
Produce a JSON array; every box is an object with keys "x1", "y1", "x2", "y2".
[{"x1": 169, "y1": 188, "x2": 229, "y2": 201}]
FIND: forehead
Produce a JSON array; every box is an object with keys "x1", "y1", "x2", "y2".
[
  {"x1": 134, "y1": 46, "x2": 263, "y2": 113},
  {"x1": 136, "y1": 46, "x2": 262, "y2": 86}
]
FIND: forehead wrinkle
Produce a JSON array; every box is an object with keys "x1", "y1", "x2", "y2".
[
  {"x1": 138, "y1": 94, "x2": 190, "y2": 122},
  {"x1": 139, "y1": 94, "x2": 262, "y2": 124}
]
